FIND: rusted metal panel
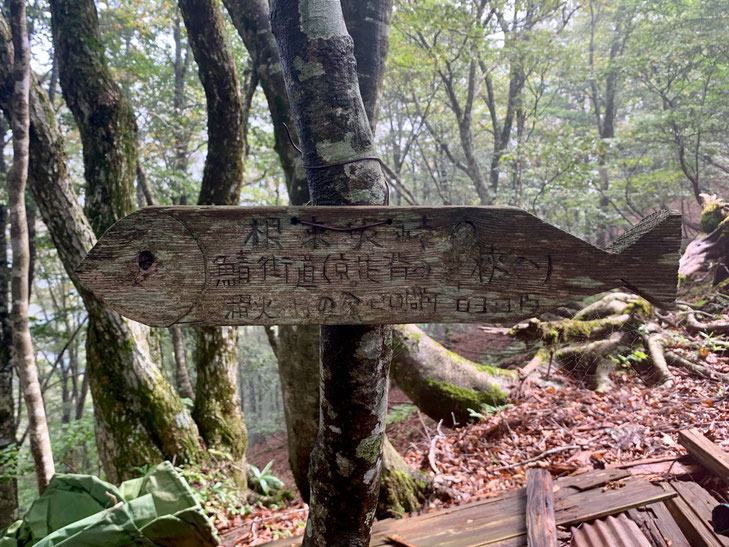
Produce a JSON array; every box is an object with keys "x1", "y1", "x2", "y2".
[{"x1": 571, "y1": 513, "x2": 652, "y2": 547}]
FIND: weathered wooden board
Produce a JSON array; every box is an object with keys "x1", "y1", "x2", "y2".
[
  {"x1": 525, "y1": 469, "x2": 557, "y2": 547},
  {"x1": 75, "y1": 206, "x2": 681, "y2": 327},
  {"x1": 679, "y1": 428, "x2": 729, "y2": 485}
]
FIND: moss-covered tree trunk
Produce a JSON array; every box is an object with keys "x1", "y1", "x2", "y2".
[
  {"x1": 178, "y1": 0, "x2": 248, "y2": 484},
  {"x1": 272, "y1": 2, "x2": 392, "y2": 544},
  {"x1": 6, "y1": 7, "x2": 201, "y2": 483},
  {"x1": 392, "y1": 325, "x2": 516, "y2": 424},
  {"x1": 48, "y1": 0, "x2": 136, "y2": 237}
]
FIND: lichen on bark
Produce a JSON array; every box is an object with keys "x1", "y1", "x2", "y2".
[{"x1": 192, "y1": 327, "x2": 247, "y2": 487}]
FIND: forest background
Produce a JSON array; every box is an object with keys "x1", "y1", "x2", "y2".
[{"x1": 1, "y1": 0, "x2": 728, "y2": 531}]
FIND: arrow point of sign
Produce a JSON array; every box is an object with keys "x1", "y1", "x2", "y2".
[{"x1": 75, "y1": 208, "x2": 206, "y2": 327}]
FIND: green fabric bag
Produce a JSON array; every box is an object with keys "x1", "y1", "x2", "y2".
[{"x1": 0, "y1": 461, "x2": 218, "y2": 547}]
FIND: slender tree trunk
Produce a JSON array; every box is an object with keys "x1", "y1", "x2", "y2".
[
  {"x1": 8, "y1": 0, "x2": 55, "y2": 493},
  {"x1": 266, "y1": 325, "x2": 319, "y2": 501},
  {"x1": 222, "y1": 0, "x2": 310, "y2": 205},
  {"x1": 0, "y1": 12, "x2": 201, "y2": 483},
  {"x1": 0, "y1": 202, "x2": 18, "y2": 526},
  {"x1": 171, "y1": 326, "x2": 195, "y2": 400},
  {"x1": 178, "y1": 0, "x2": 248, "y2": 483},
  {"x1": 272, "y1": 3, "x2": 392, "y2": 544},
  {"x1": 340, "y1": 0, "x2": 392, "y2": 130}
]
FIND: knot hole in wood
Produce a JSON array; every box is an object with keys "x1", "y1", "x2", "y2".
[{"x1": 137, "y1": 250, "x2": 155, "y2": 270}]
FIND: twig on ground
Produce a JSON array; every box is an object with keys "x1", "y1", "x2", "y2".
[{"x1": 492, "y1": 445, "x2": 582, "y2": 472}]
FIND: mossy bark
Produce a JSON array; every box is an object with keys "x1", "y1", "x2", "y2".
[
  {"x1": 681, "y1": 199, "x2": 729, "y2": 290},
  {"x1": 49, "y1": 0, "x2": 137, "y2": 237},
  {"x1": 0, "y1": 15, "x2": 202, "y2": 483},
  {"x1": 392, "y1": 325, "x2": 516, "y2": 424},
  {"x1": 271, "y1": 2, "x2": 392, "y2": 543},
  {"x1": 178, "y1": 0, "x2": 249, "y2": 479},
  {"x1": 378, "y1": 438, "x2": 428, "y2": 518},
  {"x1": 192, "y1": 327, "x2": 247, "y2": 487}
]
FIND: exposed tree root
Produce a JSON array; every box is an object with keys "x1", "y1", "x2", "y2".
[
  {"x1": 642, "y1": 323, "x2": 672, "y2": 386},
  {"x1": 511, "y1": 290, "x2": 729, "y2": 391},
  {"x1": 681, "y1": 306, "x2": 729, "y2": 335},
  {"x1": 664, "y1": 350, "x2": 729, "y2": 382}
]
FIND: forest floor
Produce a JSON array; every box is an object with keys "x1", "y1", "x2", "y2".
[{"x1": 221, "y1": 305, "x2": 729, "y2": 546}]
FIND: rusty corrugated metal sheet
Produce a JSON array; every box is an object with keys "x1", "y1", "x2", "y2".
[{"x1": 570, "y1": 513, "x2": 652, "y2": 547}]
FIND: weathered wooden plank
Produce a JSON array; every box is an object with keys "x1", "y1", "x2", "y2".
[
  {"x1": 649, "y1": 502, "x2": 693, "y2": 547},
  {"x1": 664, "y1": 481, "x2": 729, "y2": 547},
  {"x1": 526, "y1": 469, "x2": 557, "y2": 547},
  {"x1": 75, "y1": 206, "x2": 681, "y2": 327},
  {"x1": 557, "y1": 468, "x2": 631, "y2": 491},
  {"x1": 628, "y1": 503, "x2": 691, "y2": 547},
  {"x1": 679, "y1": 428, "x2": 729, "y2": 484}
]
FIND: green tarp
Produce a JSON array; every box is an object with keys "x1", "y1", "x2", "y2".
[{"x1": 0, "y1": 461, "x2": 218, "y2": 546}]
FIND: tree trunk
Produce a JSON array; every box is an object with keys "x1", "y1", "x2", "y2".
[
  {"x1": 7, "y1": 0, "x2": 55, "y2": 493},
  {"x1": 271, "y1": 2, "x2": 391, "y2": 544},
  {"x1": 0, "y1": 13, "x2": 201, "y2": 484},
  {"x1": 178, "y1": 0, "x2": 248, "y2": 483},
  {"x1": 49, "y1": 0, "x2": 137, "y2": 237},
  {"x1": 191, "y1": 327, "x2": 246, "y2": 483},
  {"x1": 0, "y1": 203, "x2": 18, "y2": 526},
  {"x1": 378, "y1": 437, "x2": 429, "y2": 518},
  {"x1": 266, "y1": 324, "x2": 320, "y2": 501},
  {"x1": 171, "y1": 326, "x2": 195, "y2": 400},
  {"x1": 243, "y1": 0, "x2": 417, "y2": 513},
  {"x1": 222, "y1": 0, "x2": 310, "y2": 205},
  {"x1": 392, "y1": 325, "x2": 516, "y2": 425},
  {"x1": 340, "y1": 0, "x2": 393, "y2": 130}
]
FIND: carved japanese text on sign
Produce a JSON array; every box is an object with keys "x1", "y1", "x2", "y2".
[{"x1": 75, "y1": 206, "x2": 681, "y2": 327}]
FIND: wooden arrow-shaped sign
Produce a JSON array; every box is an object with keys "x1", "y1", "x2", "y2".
[{"x1": 75, "y1": 206, "x2": 681, "y2": 327}]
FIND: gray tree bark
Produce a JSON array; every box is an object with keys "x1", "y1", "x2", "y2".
[
  {"x1": 222, "y1": 0, "x2": 310, "y2": 205},
  {"x1": 237, "y1": 0, "x2": 420, "y2": 514},
  {"x1": 171, "y1": 326, "x2": 195, "y2": 400},
  {"x1": 7, "y1": 0, "x2": 55, "y2": 493},
  {"x1": 271, "y1": 2, "x2": 391, "y2": 544}
]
